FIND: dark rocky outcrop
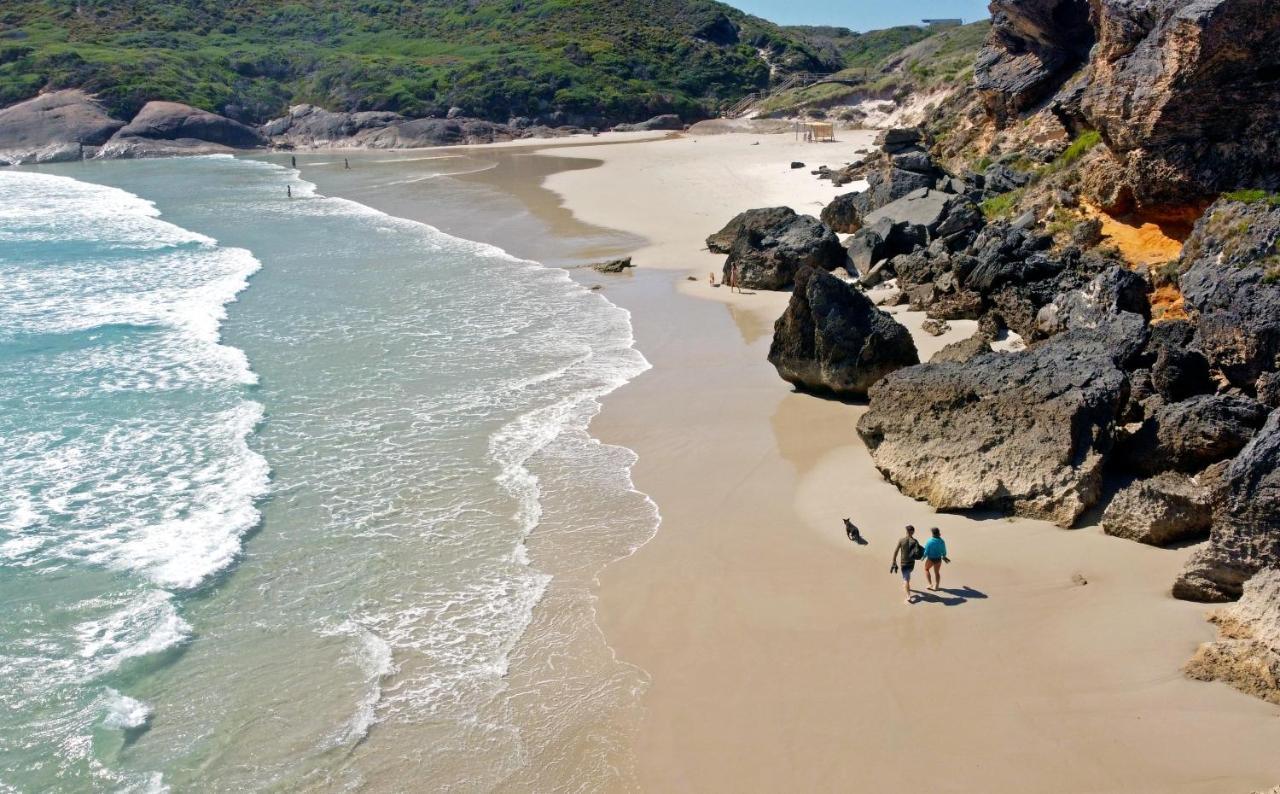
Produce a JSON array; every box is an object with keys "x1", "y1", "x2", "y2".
[
  {"x1": 706, "y1": 207, "x2": 797, "y2": 254},
  {"x1": 1035, "y1": 266, "x2": 1151, "y2": 365},
  {"x1": 260, "y1": 104, "x2": 404, "y2": 145},
  {"x1": 1185, "y1": 568, "x2": 1280, "y2": 705},
  {"x1": 723, "y1": 212, "x2": 844, "y2": 290},
  {"x1": 0, "y1": 89, "x2": 124, "y2": 164},
  {"x1": 358, "y1": 117, "x2": 513, "y2": 148},
  {"x1": 844, "y1": 224, "x2": 891, "y2": 277},
  {"x1": 862, "y1": 188, "x2": 955, "y2": 235},
  {"x1": 850, "y1": 128, "x2": 947, "y2": 216},
  {"x1": 613, "y1": 114, "x2": 682, "y2": 132},
  {"x1": 1102, "y1": 472, "x2": 1213, "y2": 546},
  {"x1": 114, "y1": 101, "x2": 268, "y2": 148},
  {"x1": 932, "y1": 333, "x2": 993, "y2": 363},
  {"x1": 820, "y1": 192, "x2": 862, "y2": 234},
  {"x1": 1179, "y1": 199, "x2": 1280, "y2": 393},
  {"x1": 262, "y1": 103, "x2": 545, "y2": 149},
  {"x1": 979, "y1": 0, "x2": 1280, "y2": 206},
  {"x1": 857, "y1": 331, "x2": 1129, "y2": 527},
  {"x1": 888, "y1": 219, "x2": 1114, "y2": 339},
  {"x1": 768, "y1": 267, "x2": 919, "y2": 397},
  {"x1": 1174, "y1": 409, "x2": 1280, "y2": 602},
  {"x1": 1118, "y1": 394, "x2": 1268, "y2": 476},
  {"x1": 1143, "y1": 320, "x2": 1214, "y2": 402}
]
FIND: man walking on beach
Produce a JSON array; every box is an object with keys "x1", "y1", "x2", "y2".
[
  {"x1": 890, "y1": 525, "x2": 923, "y2": 604},
  {"x1": 923, "y1": 527, "x2": 950, "y2": 591}
]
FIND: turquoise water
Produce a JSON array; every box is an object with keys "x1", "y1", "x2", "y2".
[{"x1": 0, "y1": 156, "x2": 655, "y2": 790}]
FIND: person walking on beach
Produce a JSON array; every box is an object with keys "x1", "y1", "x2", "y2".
[
  {"x1": 890, "y1": 525, "x2": 923, "y2": 604},
  {"x1": 923, "y1": 527, "x2": 950, "y2": 591}
]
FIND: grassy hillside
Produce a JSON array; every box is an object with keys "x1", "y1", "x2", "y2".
[
  {"x1": 785, "y1": 25, "x2": 936, "y2": 71},
  {"x1": 756, "y1": 20, "x2": 990, "y2": 117},
  {"x1": 0, "y1": 0, "x2": 841, "y2": 124}
]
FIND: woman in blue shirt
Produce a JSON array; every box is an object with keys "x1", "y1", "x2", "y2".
[{"x1": 923, "y1": 527, "x2": 950, "y2": 591}]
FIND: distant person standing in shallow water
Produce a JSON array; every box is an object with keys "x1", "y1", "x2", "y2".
[
  {"x1": 890, "y1": 525, "x2": 923, "y2": 604},
  {"x1": 923, "y1": 527, "x2": 950, "y2": 591}
]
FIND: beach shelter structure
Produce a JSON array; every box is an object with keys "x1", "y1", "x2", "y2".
[{"x1": 797, "y1": 121, "x2": 835, "y2": 142}]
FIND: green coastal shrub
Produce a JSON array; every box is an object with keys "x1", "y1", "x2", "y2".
[
  {"x1": 1059, "y1": 130, "x2": 1101, "y2": 166},
  {"x1": 1222, "y1": 189, "x2": 1280, "y2": 206},
  {"x1": 981, "y1": 189, "x2": 1024, "y2": 220}
]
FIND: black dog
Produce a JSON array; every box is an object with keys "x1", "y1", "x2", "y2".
[{"x1": 842, "y1": 518, "x2": 864, "y2": 543}]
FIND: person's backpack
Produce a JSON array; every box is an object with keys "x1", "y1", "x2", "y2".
[{"x1": 909, "y1": 538, "x2": 925, "y2": 561}]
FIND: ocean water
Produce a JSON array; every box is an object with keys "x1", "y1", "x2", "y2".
[{"x1": 0, "y1": 156, "x2": 656, "y2": 791}]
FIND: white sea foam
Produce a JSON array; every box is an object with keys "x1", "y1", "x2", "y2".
[
  {"x1": 75, "y1": 590, "x2": 191, "y2": 673},
  {"x1": 101, "y1": 689, "x2": 152, "y2": 730},
  {"x1": 0, "y1": 170, "x2": 268, "y2": 591},
  {"x1": 322, "y1": 619, "x2": 398, "y2": 745}
]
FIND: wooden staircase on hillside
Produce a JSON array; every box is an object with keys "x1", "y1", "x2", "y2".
[{"x1": 722, "y1": 73, "x2": 831, "y2": 119}]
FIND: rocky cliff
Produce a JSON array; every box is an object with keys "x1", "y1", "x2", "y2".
[{"x1": 975, "y1": 0, "x2": 1280, "y2": 209}]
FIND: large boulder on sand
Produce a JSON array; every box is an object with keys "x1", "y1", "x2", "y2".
[
  {"x1": 115, "y1": 101, "x2": 267, "y2": 147},
  {"x1": 768, "y1": 267, "x2": 919, "y2": 398},
  {"x1": 857, "y1": 331, "x2": 1129, "y2": 527},
  {"x1": 1118, "y1": 394, "x2": 1269, "y2": 475},
  {"x1": 1184, "y1": 568, "x2": 1280, "y2": 706},
  {"x1": 0, "y1": 90, "x2": 125, "y2": 164},
  {"x1": 723, "y1": 213, "x2": 844, "y2": 290},
  {"x1": 706, "y1": 207, "x2": 797, "y2": 254},
  {"x1": 1174, "y1": 409, "x2": 1280, "y2": 602},
  {"x1": 1102, "y1": 472, "x2": 1213, "y2": 546}
]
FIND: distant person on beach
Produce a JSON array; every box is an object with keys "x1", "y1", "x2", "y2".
[
  {"x1": 709, "y1": 271, "x2": 718, "y2": 287},
  {"x1": 923, "y1": 527, "x2": 950, "y2": 591},
  {"x1": 286, "y1": 185, "x2": 292, "y2": 198},
  {"x1": 344, "y1": 158, "x2": 350, "y2": 170},
  {"x1": 729, "y1": 264, "x2": 740, "y2": 293},
  {"x1": 890, "y1": 525, "x2": 923, "y2": 604},
  {"x1": 291, "y1": 155, "x2": 297, "y2": 168}
]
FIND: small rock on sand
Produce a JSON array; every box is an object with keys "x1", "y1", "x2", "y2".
[
  {"x1": 590, "y1": 257, "x2": 634, "y2": 273},
  {"x1": 921, "y1": 318, "x2": 951, "y2": 337}
]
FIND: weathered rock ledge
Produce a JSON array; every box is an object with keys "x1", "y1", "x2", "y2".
[
  {"x1": 1185, "y1": 569, "x2": 1280, "y2": 705},
  {"x1": 857, "y1": 330, "x2": 1129, "y2": 527}
]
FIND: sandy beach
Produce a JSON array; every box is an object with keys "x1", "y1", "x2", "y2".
[
  {"x1": 530, "y1": 131, "x2": 1280, "y2": 792},
  {"x1": 296, "y1": 128, "x2": 1280, "y2": 792}
]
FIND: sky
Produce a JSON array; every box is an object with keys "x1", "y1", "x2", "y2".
[{"x1": 731, "y1": 0, "x2": 993, "y2": 31}]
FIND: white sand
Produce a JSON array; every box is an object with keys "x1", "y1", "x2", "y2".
[{"x1": 532, "y1": 131, "x2": 1280, "y2": 792}]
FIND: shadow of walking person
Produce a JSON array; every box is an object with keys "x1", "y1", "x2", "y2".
[{"x1": 915, "y1": 585, "x2": 989, "y2": 607}]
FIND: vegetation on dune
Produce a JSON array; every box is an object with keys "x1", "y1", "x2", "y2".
[
  {"x1": 784, "y1": 25, "x2": 935, "y2": 71},
  {"x1": 0, "y1": 0, "x2": 842, "y2": 124},
  {"x1": 754, "y1": 21, "x2": 990, "y2": 118}
]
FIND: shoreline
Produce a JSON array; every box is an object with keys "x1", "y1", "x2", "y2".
[{"x1": 288, "y1": 131, "x2": 1280, "y2": 791}]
